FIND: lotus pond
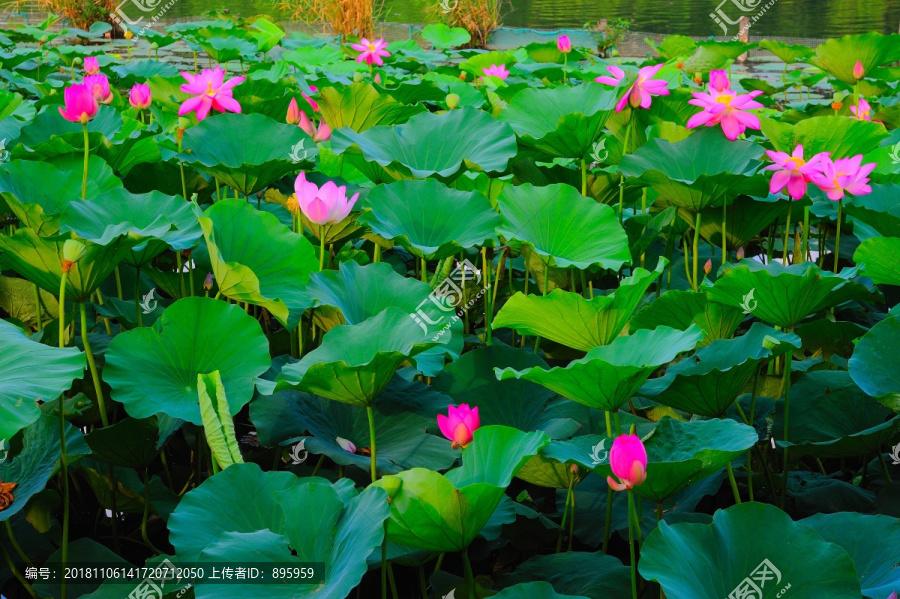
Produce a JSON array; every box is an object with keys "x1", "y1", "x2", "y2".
[{"x1": 1, "y1": 15, "x2": 900, "y2": 599}]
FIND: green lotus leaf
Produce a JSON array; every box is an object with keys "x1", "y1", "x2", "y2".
[
  {"x1": 758, "y1": 39, "x2": 814, "y2": 64},
  {"x1": 0, "y1": 229, "x2": 135, "y2": 302},
  {"x1": 357, "y1": 179, "x2": 499, "y2": 259},
  {"x1": 801, "y1": 512, "x2": 900, "y2": 598},
  {"x1": 619, "y1": 129, "x2": 766, "y2": 213},
  {"x1": 60, "y1": 188, "x2": 201, "y2": 267},
  {"x1": 640, "y1": 323, "x2": 800, "y2": 418},
  {"x1": 372, "y1": 425, "x2": 549, "y2": 552},
  {"x1": 84, "y1": 417, "x2": 161, "y2": 470},
  {"x1": 811, "y1": 32, "x2": 900, "y2": 85},
  {"x1": 498, "y1": 84, "x2": 619, "y2": 159},
  {"x1": 195, "y1": 36, "x2": 257, "y2": 63},
  {"x1": 200, "y1": 199, "x2": 318, "y2": 329},
  {"x1": 0, "y1": 157, "x2": 122, "y2": 235},
  {"x1": 681, "y1": 45, "x2": 730, "y2": 74},
  {"x1": 317, "y1": 83, "x2": 427, "y2": 133},
  {"x1": 34, "y1": 538, "x2": 128, "y2": 599},
  {"x1": 421, "y1": 23, "x2": 471, "y2": 49},
  {"x1": 0, "y1": 274, "x2": 59, "y2": 330},
  {"x1": 103, "y1": 297, "x2": 270, "y2": 424},
  {"x1": 0, "y1": 319, "x2": 85, "y2": 442},
  {"x1": 640, "y1": 502, "x2": 861, "y2": 598},
  {"x1": 180, "y1": 112, "x2": 316, "y2": 194},
  {"x1": 250, "y1": 17, "x2": 284, "y2": 53},
  {"x1": 496, "y1": 551, "x2": 631, "y2": 599},
  {"x1": 198, "y1": 370, "x2": 244, "y2": 469},
  {"x1": 707, "y1": 260, "x2": 881, "y2": 330},
  {"x1": 109, "y1": 59, "x2": 181, "y2": 85},
  {"x1": 496, "y1": 182, "x2": 630, "y2": 270},
  {"x1": 630, "y1": 289, "x2": 744, "y2": 346},
  {"x1": 497, "y1": 326, "x2": 704, "y2": 412},
  {"x1": 760, "y1": 115, "x2": 889, "y2": 159},
  {"x1": 844, "y1": 183, "x2": 900, "y2": 239},
  {"x1": 276, "y1": 307, "x2": 447, "y2": 406},
  {"x1": 12, "y1": 105, "x2": 124, "y2": 160},
  {"x1": 849, "y1": 314, "x2": 900, "y2": 411},
  {"x1": 306, "y1": 261, "x2": 462, "y2": 376},
  {"x1": 774, "y1": 370, "x2": 900, "y2": 458},
  {"x1": 493, "y1": 261, "x2": 664, "y2": 351},
  {"x1": 854, "y1": 237, "x2": 900, "y2": 286},
  {"x1": 331, "y1": 107, "x2": 517, "y2": 181},
  {"x1": 251, "y1": 376, "x2": 457, "y2": 475},
  {"x1": 492, "y1": 582, "x2": 588, "y2": 599},
  {"x1": 0, "y1": 414, "x2": 90, "y2": 522}
]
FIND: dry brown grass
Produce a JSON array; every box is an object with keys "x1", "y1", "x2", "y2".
[
  {"x1": 426, "y1": 0, "x2": 504, "y2": 49},
  {"x1": 11, "y1": 0, "x2": 118, "y2": 30},
  {"x1": 276, "y1": 0, "x2": 382, "y2": 40}
]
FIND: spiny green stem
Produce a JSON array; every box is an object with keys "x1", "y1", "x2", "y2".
[
  {"x1": 781, "y1": 338, "x2": 793, "y2": 508},
  {"x1": 461, "y1": 550, "x2": 476, "y2": 599},
  {"x1": 81, "y1": 123, "x2": 89, "y2": 199},
  {"x1": 726, "y1": 462, "x2": 742, "y2": 504},
  {"x1": 627, "y1": 490, "x2": 638, "y2": 599},
  {"x1": 4, "y1": 520, "x2": 33, "y2": 567},
  {"x1": 366, "y1": 404, "x2": 378, "y2": 484},
  {"x1": 833, "y1": 199, "x2": 843, "y2": 272},
  {"x1": 80, "y1": 302, "x2": 109, "y2": 428},
  {"x1": 692, "y1": 212, "x2": 701, "y2": 291}
]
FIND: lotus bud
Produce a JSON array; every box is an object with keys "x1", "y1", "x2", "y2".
[
  {"x1": 286, "y1": 97, "x2": 301, "y2": 124},
  {"x1": 606, "y1": 434, "x2": 647, "y2": 491},
  {"x1": 446, "y1": 93, "x2": 460, "y2": 109},
  {"x1": 831, "y1": 100, "x2": 843, "y2": 111},
  {"x1": 693, "y1": 74, "x2": 703, "y2": 85},
  {"x1": 675, "y1": 61, "x2": 684, "y2": 70},
  {"x1": 124, "y1": 29, "x2": 134, "y2": 40},
  {"x1": 83, "y1": 56, "x2": 100, "y2": 75},
  {"x1": 437, "y1": 404, "x2": 480, "y2": 449},
  {"x1": 336, "y1": 437, "x2": 357, "y2": 453},
  {"x1": 853, "y1": 60, "x2": 864, "y2": 80},
  {"x1": 177, "y1": 116, "x2": 190, "y2": 130},
  {"x1": 353, "y1": 71, "x2": 364, "y2": 83},
  {"x1": 703, "y1": 258, "x2": 712, "y2": 276},
  {"x1": 374, "y1": 73, "x2": 382, "y2": 84},
  {"x1": 203, "y1": 272, "x2": 214, "y2": 291},
  {"x1": 61, "y1": 239, "x2": 87, "y2": 273},
  {"x1": 557, "y1": 35, "x2": 572, "y2": 54},
  {"x1": 459, "y1": 71, "x2": 467, "y2": 80},
  {"x1": 736, "y1": 246, "x2": 745, "y2": 261}
]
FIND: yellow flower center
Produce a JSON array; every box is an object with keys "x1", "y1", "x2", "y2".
[
  {"x1": 367, "y1": 44, "x2": 376, "y2": 51},
  {"x1": 206, "y1": 81, "x2": 215, "y2": 97},
  {"x1": 716, "y1": 94, "x2": 734, "y2": 106},
  {"x1": 787, "y1": 157, "x2": 805, "y2": 168}
]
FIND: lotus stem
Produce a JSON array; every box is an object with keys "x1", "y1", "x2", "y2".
[
  {"x1": 81, "y1": 123, "x2": 89, "y2": 199},
  {"x1": 421, "y1": 257, "x2": 427, "y2": 283},
  {"x1": 627, "y1": 490, "x2": 638, "y2": 599},
  {"x1": 81, "y1": 303, "x2": 109, "y2": 428},
  {"x1": 533, "y1": 257, "x2": 550, "y2": 354},
  {"x1": 135, "y1": 267, "x2": 143, "y2": 328},
  {"x1": 556, "y1": 478, "x2": 573, "y2": 553},
  {"x1": 34, "y1": 283, "x2": 42, "y2": 331},
  {"x1": 692, "y1": 212, "x2": 701, "y2": 292},
  {"x1": 59, "y1": 271, "x2": 68, "y2": 348},
  {"x1": 366, "y1": 404, "x2": 378, "y2": 483},
  {"x1": 319, "y1": 226, "x2": 328, "y2": 271},
  {"x1": 563, "y1": 53, "x2": 568, "y2": 84},
  {"x1": 176, "y1": 251, "x2": 185, "y2": 298},
  {"x1": 94, "y1": 290, "x2": 112, "y2": 336},
  {"x1": 833, "y1": 199, "x2": 843, "y2": 273},
  {"x1": 57, "y1": 270, "x2": 71, "y2": 598},
  {"x1": 581, "y1": 158, "x2": 587, "y2": 196},
  {"x1": 115, "y1": 266, "x2": 123, "y2": 299},
  {"x1": 177, "y1": 136, "x2": 188, "y2": 203},
  {"x1": 726, "y1": 461, "x2": 742, "y2": 504},
  {"x1": 602, "y1": 412, "x2": 614, "y2": 553},
  {"x1": 141, "y1": 468, "x2": 161, "y2": 554},
  {"x1": 3, "y1": 520, "x2": 31, "y2": 568},
  {"x1": 374, "y1": 243, "x2": 381, "y2": 263},
  {"x1": 722, "y1": 201, "x2": 727, "y2": 267},
  {"x1": 802, "y1": 205, "x2": 810, "y2": 261},
  {"x1": 461, "y1": 550, "x2": 476, "y2": 599},
  {"x1": 781, "y1": 64, "x2": 787, "y2": 101},
  {"x1": 781, "y1": 336, "x2": 793, "y2": 508},
  {"x1": 618, "y1": 112, "x2": 633, "y2": 224},
  {"x1": 482, "y1": 247, "x2": 492, "y2": 345},
  {"x1": 878, "y1": 454, "x2": 894, "y2": 484},
  {"x1": 567, "y1": 478, "x2": 576, "y2": 552},
  {"x1": 782, "y1": 206, "x2": 792, "y2": 264},
  {"x1": 0, "y1": 540, "x2": 39, "y2": 599},
  {"x1": 656, "y1": 502, "x2": 663, "y2": 522},
  {"x1": 418, "y1": 565, "x2": 428, "y2": 598}
]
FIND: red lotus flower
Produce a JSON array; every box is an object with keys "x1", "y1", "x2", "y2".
[{"x1": 58, "y1": 83, "x2": 99, "y2": 124}]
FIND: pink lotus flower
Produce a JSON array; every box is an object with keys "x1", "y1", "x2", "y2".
[
  {"x1": 613, "y1": 64, "x2": 670, "y2": 113},
  {"x1": 437, "y1": 404, "x2": 480, "y2": 449},
  {"x1": 557, "y1": 35, "x2": 572, "y2": 54},
  {"x1": 58, "y1": 83, "x2": 99, "y2": 124},
  {"x1": 606, "y1": 434, "x2": 647, "y2": 491},
  {"x1": 686, "y1": 72, "x2": 764, "y2": 140},
  {"x1": 351, "y1": 37, "x2": 390, "y2": 66},
  {"x1": 177, "y1": 67, "x2": 245, "y2": 121},
  {"x1": 303, "y1": 85, "x2": 319, "y2": 112},
  {"x1": 850, "y1": 97, "x2": 871, "y2": 121},
  {"x1": 286, "y1": 97, "x2": 301, "y2": 124},
  {"x1": 703, "y1": 258, "x2": 712, "y2": 276},
  {"x1": 886, "y1": 592, "x2": 896, "y2": 599},
  {"x1": 128, "y1": 83, "x2": 152, "y2": 110},
  {"x1": 298, "y1": 111, "x2": 331, "y2": 143},
  {"x1": 336, "y1": 437, "x2": 357, "y2": 453},
  {"x1": 709, "y1": 69, "x2": 729, "y2": 92},
  {"x1": 83, "y1": 73, "x2": 113, "y2": 104},
  {"x1": 483, "y1": 64, "x2": 510, "y2": 80},
  {"x1": 763, "y1": 144, "x2": 831, "y2": 200},
  {"x1": 810, "y1": 155, "x2": 876, "y2": 201},
  {"x1": 736, "y1": 246, "x2": 745, "y2": 261},
  {"x1": 293, "y1": 172, "x2": 358, "y2": 225},
  {"x1": 83, "y1": 55, "x2": 99, "y2": 75},
  {"x1": 853, "y1": 60, "x2": 865, "y2": 80},
  {"x1": 594, "y1": 65, "x2": 625, "y2": 87},
  {"x1": 203, "y1": 272, "x2": 214, "y2": 291}
]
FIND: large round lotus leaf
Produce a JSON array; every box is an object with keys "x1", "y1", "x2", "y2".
[
  {"x1": 630, "y1": 289, "x2": 744, "y2": 346},
  {"x1": 0, "y1": 229, "x2": 136, "y2": 302},
  {"x1": 0, "y1": 157, "x2": 122, "y2": 235},
  {"x1": 498, "y1": 84, "x2": 618, "y2": 159},
  {"x1": 640, "y1": 502, "x2": 862, "y2": 598},
  {"x1": 640, "y1": 323, "x2": 800, "y2": 418},
  {"x1": 330, "y1": 107, "x2": 517, "y2": 180},
  {"x1": 103, "y1": 297, "x2": 270, "y2": 424},
  {"x1": 0, "y1": 415, "x2": 90, "y2": 522},
  {"x1": 497, "y1": 182, "x2": 630, "y2": 271},
  {"x1": 276, "y1": 307, "x2": 447, "y2": 406},
  {"x1": 758, "y1": 39, "x2": 814, "y2": 63},
  {"x1": 843, "y1": 183, "x2": 900, "y2": 239},
  {"x1": 854, "y1": 237, "x2": 900, "y2": 286},
  {"x1": 372, "y1": 425, "x2": 549, "y2": 552},
  {"x1": 168, "y1": 462, "x2": 387, "y2": 599},
  {"x1": 801, "y1": 512, "x2": 900, "y2": 598},
  {"x1": 707, "y1": 260, "x2": 880, "y2": 330},
  {"x1": 180, "y1": 112, "x2": 316, "y2": 195},
  {"x1": 357, "y1": 179, "x2": 499, "y2": 259},
  {"x1": 496, "y1": 552, "x2": 631, "y2": 599},
  {"x1": 497, "y1": 326, "x2": 704, "y2": 412},
  {"x1": 547, "y1": 417, "x2": 757, "y2": 503},
  {"x1": 200, "y1": 199, "x2": 318, "y2": 329},
  {"x1": 619, "y1": 129, "x2": 766, "y2": 213},
  {"x1": 12, "y1": 105, "x2": 124, "y2": 160},
  {"x1": 849, "y1": 314, "x2": 900, "y2": 411},
  {"x1": 317, "y1": 83, "x2": 426, "y2": 133},
  {"x1": 760, "y1": 115, "x2": 888, "y2": 160},
  {"x1": 493, "y1": 261, "x2": 664, "y2": 351},
  {"x1": 421, "y1": 23, "x2": 471, "y2": 48},
  {"x1": 60, "y1": 188, "x2": 201, "y2": 267},
  {"x1": 306, "y1": 261, "x2": 461, "y2": 376},
  {"x1": 0, "y1": 319, "x2": 85, "y2": 442},
  {"x1": 250, "y1": 376, "x2": 458, "y2": 475},
  {"x1": 774, "y1": 370, "x2": 900, "y2": 458},
  {"x1": 492, "y1": 582, "x2": 588, "y2": 599},
  {"x1": 811, "y1": 32, "x2": 900, "y2": 85}
]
